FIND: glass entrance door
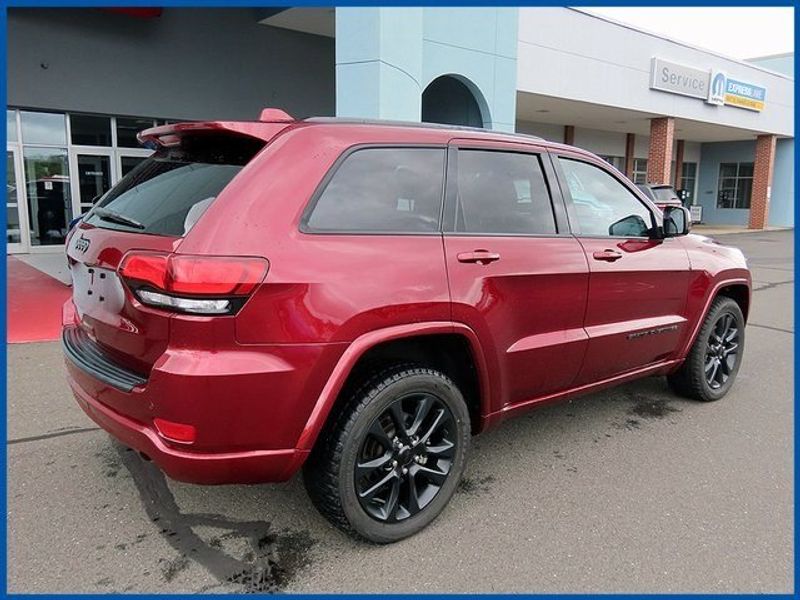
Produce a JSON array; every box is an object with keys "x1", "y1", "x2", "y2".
[
  {"x1": 6, "y1": 147, "x2": 29, "y2": 253},
  {"x1": 72, "y1": 151, "x2": 115, "y2": 218}
]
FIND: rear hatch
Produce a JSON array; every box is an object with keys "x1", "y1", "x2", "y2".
[{"x1": 66, "y1": 126, "x2": 277, "y2": 376}]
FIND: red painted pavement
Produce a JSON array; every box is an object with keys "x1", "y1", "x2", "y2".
[{"x1": 7, "y1": 257, "x2": 71, "y2": 344}]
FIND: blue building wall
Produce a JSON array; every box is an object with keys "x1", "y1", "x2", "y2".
[
  {"x1": 697, "y1": 141, "x2": 755, "y2": 226},
  {"x1": 697, "y1": 138, "x2": 793, "y2": 228},
  {"x1": 747, "y1": 53, "x2": 794, "y2": 77},
  {"x1": 770, "y1": 138, "x2": 794, "y2": 228},
  {"x1": 335, "y1": 8, "x2": 518, "y2": 131}
]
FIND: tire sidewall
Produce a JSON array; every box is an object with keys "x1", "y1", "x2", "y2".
[{"x1": 338, "y1": 371, "x2": 470, "y2": 544}]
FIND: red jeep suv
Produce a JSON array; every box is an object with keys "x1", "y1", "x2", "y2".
[{"x1": 63, "y1": 112, "x2": 750, "y2": 543}]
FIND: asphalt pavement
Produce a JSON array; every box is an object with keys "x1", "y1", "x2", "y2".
[{"x1": 6, "y1": 229, "x2": 794, "y2": 593}]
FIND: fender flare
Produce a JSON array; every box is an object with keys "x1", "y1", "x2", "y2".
[
  {"x1": 678, "y1": 276, "x2": 751, "y2": 358},
  {"x1": 295, "y1": 321, "x2": 492, "y2": 452}
]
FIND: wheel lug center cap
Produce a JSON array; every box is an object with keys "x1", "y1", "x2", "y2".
[{"x1": 396, "y1": 446, "x2": 415, "y2": 467}]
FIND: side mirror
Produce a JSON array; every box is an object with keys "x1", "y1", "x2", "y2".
[
  {"x1": 609, "y1": 214, "x2": 649, "y2": 237},
  {"x1": 662, "y1": 205, "x2": 691, "y2": 237}
]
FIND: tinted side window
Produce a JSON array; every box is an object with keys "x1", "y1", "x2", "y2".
[
  {"x1": 307, "y1": 148, "x2": 445, "y2": 233},
  {"x1": 455, "y1": 150, "x2": 556, "y2": 235},
  {"x1": 559, "y1": 158, "x2": 653, "y2": 237}
]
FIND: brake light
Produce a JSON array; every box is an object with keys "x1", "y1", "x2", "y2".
[{"x1": 118, "y1": 252, "x2": 268, "y2": 315}]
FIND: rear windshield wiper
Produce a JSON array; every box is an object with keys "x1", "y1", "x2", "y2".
[{"x1": 93, "y1": 207, "x2": 145, "y2": 230}]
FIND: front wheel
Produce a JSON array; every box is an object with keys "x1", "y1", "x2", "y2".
[
  {"x1": 668, "y1": 296, "x2": 745, "y2": 402},
  {"x1": 303, "y1": 365, "x2": 470, "y2": 543}
]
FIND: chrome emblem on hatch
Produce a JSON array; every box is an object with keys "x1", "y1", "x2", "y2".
[{"x1": 75, "y1": 235, "x2": 90, "y2": 253}]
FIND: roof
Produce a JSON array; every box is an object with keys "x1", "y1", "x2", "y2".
[
  {"x1": 303, "y1": 117, "x2": 545, "y2": 142},
  {"x1": 139, "y1": 115, "x2": 554, "y2": 148}
]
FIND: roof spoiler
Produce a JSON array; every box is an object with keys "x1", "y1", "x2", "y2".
[
  {"x1": 137, "y1": 108, "x2": 296, "y2": 147},
  {"x1": 258, "y1": 108, "x2": 294, "y2": 122}
]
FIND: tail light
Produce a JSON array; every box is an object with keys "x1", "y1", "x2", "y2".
[{"x1": 118, "y1": 252, "x2": 268, "y2": 315}]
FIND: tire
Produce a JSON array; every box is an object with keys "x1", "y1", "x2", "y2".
[
  {"x1": 303, "y1": 365, "x2": 471, "y2": 543},
  {"x1": 668, "y1": 296, "x2": 745, "y2": 402}
]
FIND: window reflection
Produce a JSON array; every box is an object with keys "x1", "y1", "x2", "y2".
[
  {"x1": 77, "y1": 154, "x2": 112, "y2": 211},
  {"x1": 7, "y1": 151, "x2": 21, "y2": 244},
  {"x1": 20, "y1": 111, "x2": 67, "y2": 146},
  {"x1": 7, "y1": 110, "x2": 17, "y2": 142},
  {"x1": 23, "y1": 147, "x2": 72, "y2": 245}
]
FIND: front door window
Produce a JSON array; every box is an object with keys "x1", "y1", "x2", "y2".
[{"x1": 559, "y1": 157, "x2": 653, "y2": 238}]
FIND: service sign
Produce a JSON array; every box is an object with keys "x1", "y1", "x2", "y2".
[
  {"x1": 651, "y1": 57, "x2": 767, "y2": 112},
  {"x1": 650, "y1": 58, "x2": 708, "y2": 100}
]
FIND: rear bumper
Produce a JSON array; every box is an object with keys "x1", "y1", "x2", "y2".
[
  {"x1": 67, "y1": 371, "x2": 308, "y2": 484},
  {"x1": 61, "y1": 297, "x2": 347, "y2": 484}
]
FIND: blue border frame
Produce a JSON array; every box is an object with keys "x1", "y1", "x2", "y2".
[{"x1": 1, "y1": 2, "x2": 796, "y2": 598}]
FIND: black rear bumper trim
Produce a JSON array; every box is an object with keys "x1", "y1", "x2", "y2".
[{"x1": 62, "y1": 327, "x2": 148, "y2": 392}]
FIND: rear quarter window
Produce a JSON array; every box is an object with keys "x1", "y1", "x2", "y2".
[{"x1": 305, "y1": 147, "x2": 446, "y2": 233}]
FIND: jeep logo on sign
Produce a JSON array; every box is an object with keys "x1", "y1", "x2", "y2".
[{"x1": 74, "y1": 234, "x2": 90, "y2": 253}]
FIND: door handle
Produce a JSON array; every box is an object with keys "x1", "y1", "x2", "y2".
[
  {"x1": 457, "y1": 250, "x2": 501, "y2": 265},
  {"x1": 592, "y1": 249, "x2": 623, "y2": 262}
]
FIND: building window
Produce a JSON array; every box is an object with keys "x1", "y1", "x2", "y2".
[
  {"x1": 23, "y1": 147, "x2": 72, "y2": 246},
  {"x1": 717, "y1": 162, "x2": 754, "y2": 209},
  {"x1": 598, "y1": 155, "x2": 625, "y2": 172},
  {"x1": 7, "y1": 110, "x2": 17, "y2": 142},
  {"x1": 632, "y1": 158, "x2": 648, "y2": 184},
  {"x1": 679, "y1": 162, "x2": 697, "y2": 204},
  {"x1": 7, "y1": 108, "x2": 162, "y2": 251},
  {"x1": 20, "y1": 111, "x2": 67, "y2": 146},
  {"x1": 116, "y1": 117, "x2": 157, "y2": 148},
  {"x1": 70, "y1": 114, "x2": 112, "y2": 146}
]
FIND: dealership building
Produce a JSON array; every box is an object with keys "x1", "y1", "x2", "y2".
[{"x1": 7, "y1": 7, "x2": 794, "y2": 254}]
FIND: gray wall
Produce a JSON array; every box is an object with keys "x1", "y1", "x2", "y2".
[{"x1": 8, "y1": 8, "x2": 335, "y2": 121}]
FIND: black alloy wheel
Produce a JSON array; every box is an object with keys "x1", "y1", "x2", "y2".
[
  {"x1": 704, "y1": 312, "x2": 740, "y2": 390},
  {"x1": 355, "y1": 392, "x2": 456, "y2": 522},
  {"x1": 303, "y1": 365, "x2": 470, "y2": 543}
]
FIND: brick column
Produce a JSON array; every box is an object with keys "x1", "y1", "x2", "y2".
[
  {"x1": 647, "y1": 117, "x2": 675, "y2": 184},
  {"x1": 563, "y1": 125, "x2": 575, "y2": 146},
  {"x1": 625, "y1": 133, "x2": 635, "y2": 178},
  {"x1": 673, "y1": 139, "x2": 685, "y2": 188},
  {"x1": 749, "y1": 134, "x2": 777, "y2": 230}
]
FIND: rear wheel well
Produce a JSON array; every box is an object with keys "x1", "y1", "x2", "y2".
[
  {"x1": 334, "y1": 334, "x2": 483, "y2": 435},
  {"x1": 716, "y1": 284, "x2": 750, "y2": 321}
]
